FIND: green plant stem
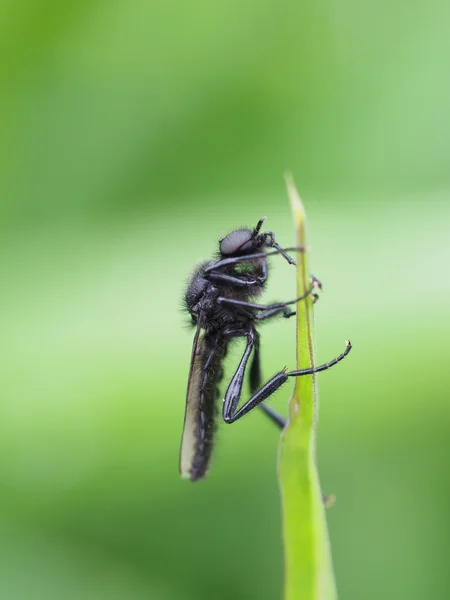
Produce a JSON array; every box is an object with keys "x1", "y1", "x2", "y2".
[{"x1": 278, "y1": 174, "x2": 338, "y2": 600}]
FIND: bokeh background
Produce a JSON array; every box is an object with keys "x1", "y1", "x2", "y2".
[{"x1": 1, "y1": 1, "x2": 450, "y2": 599}]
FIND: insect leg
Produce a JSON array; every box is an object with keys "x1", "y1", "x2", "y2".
[
  {"x1": 203, "y1": 247, "x2": 306, "y2": 273},
  {"x1": 267, "y1": 236, "x2": 296, "y2": 264},
  {"x1": 258, "y1": 402, "x2": 286, "y2": 429},
  {"x1": 223, "y1": 328, "x2": 289, "y2": 424},
  {"x1": 205, "y1": 273, "x2": 258, "y2": 286},
  {"x1": 223, "y1": 340, "x2": 352, "y2": 424},
  {"x1": 217, "y1": 279, "x2": 318, "y2": 312},
  {"x1": 255, "y1": 281, "x2": 323, "y2": 319},
  {"x1": 205, "y1": 256, "x2": 268, "y2": 286},
  {"x1": 249, "y1": 331, "x2": 261, "y2": 392},
  {"x1": 248, "y1": 331, "x2": 287, "y2": 428},
  {"x1": 255, "y1": 306, "x2": 296, "y2": 321},
  {"x1": 287, "y1": 341, "x2": 352, "y2": 377},
  {"x1": 223, "y1": 363, "x2": 289, "y2": 424}
]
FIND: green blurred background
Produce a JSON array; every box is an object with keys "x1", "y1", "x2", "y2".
[{"x1": 1, "y1": 1, "x2": 450, "y2": 598}]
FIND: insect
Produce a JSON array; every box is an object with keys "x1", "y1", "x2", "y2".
[{"x1": 180, "y1": 217, "x2": 351, "y2": 481}]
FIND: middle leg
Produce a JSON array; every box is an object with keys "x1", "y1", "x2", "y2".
[{"x1": 217, "y1": 277, "x2": 319, "y2": 314}]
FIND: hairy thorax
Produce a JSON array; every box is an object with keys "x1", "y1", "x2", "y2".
[{"x1": 185, "y1": 259, "x2": 266, "y2": 332}]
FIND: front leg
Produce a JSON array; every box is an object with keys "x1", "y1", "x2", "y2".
[
  {"x1": 204, "y1": 256, "x2": 267, "y2": 287},
  {"x1": 203, "y1": 246, "x2": 306, "y2": 274},
  {"x1": 205, "y1": 271, "x2": 265, "y2": 287}
]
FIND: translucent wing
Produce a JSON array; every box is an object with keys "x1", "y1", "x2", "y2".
[{"x1": 179, "y1": 315, "x2": 217, "y2": 481}]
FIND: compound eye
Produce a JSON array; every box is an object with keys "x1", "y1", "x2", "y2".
[{"x1": 219, "y1": 230, "x2": 253, "y2": 255}]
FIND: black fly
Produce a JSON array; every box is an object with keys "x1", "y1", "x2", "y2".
[{"x1": 180, "y1": 217, "x2": 351, "y2": 481}]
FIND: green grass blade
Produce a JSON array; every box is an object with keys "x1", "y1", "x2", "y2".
[{"x1": 278, "y1": 174, "x2": 338, "y2": 600}]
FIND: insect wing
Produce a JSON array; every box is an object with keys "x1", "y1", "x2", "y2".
[{"x1": 179, "y1": 318, "x2": 207, "y2": 480}]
